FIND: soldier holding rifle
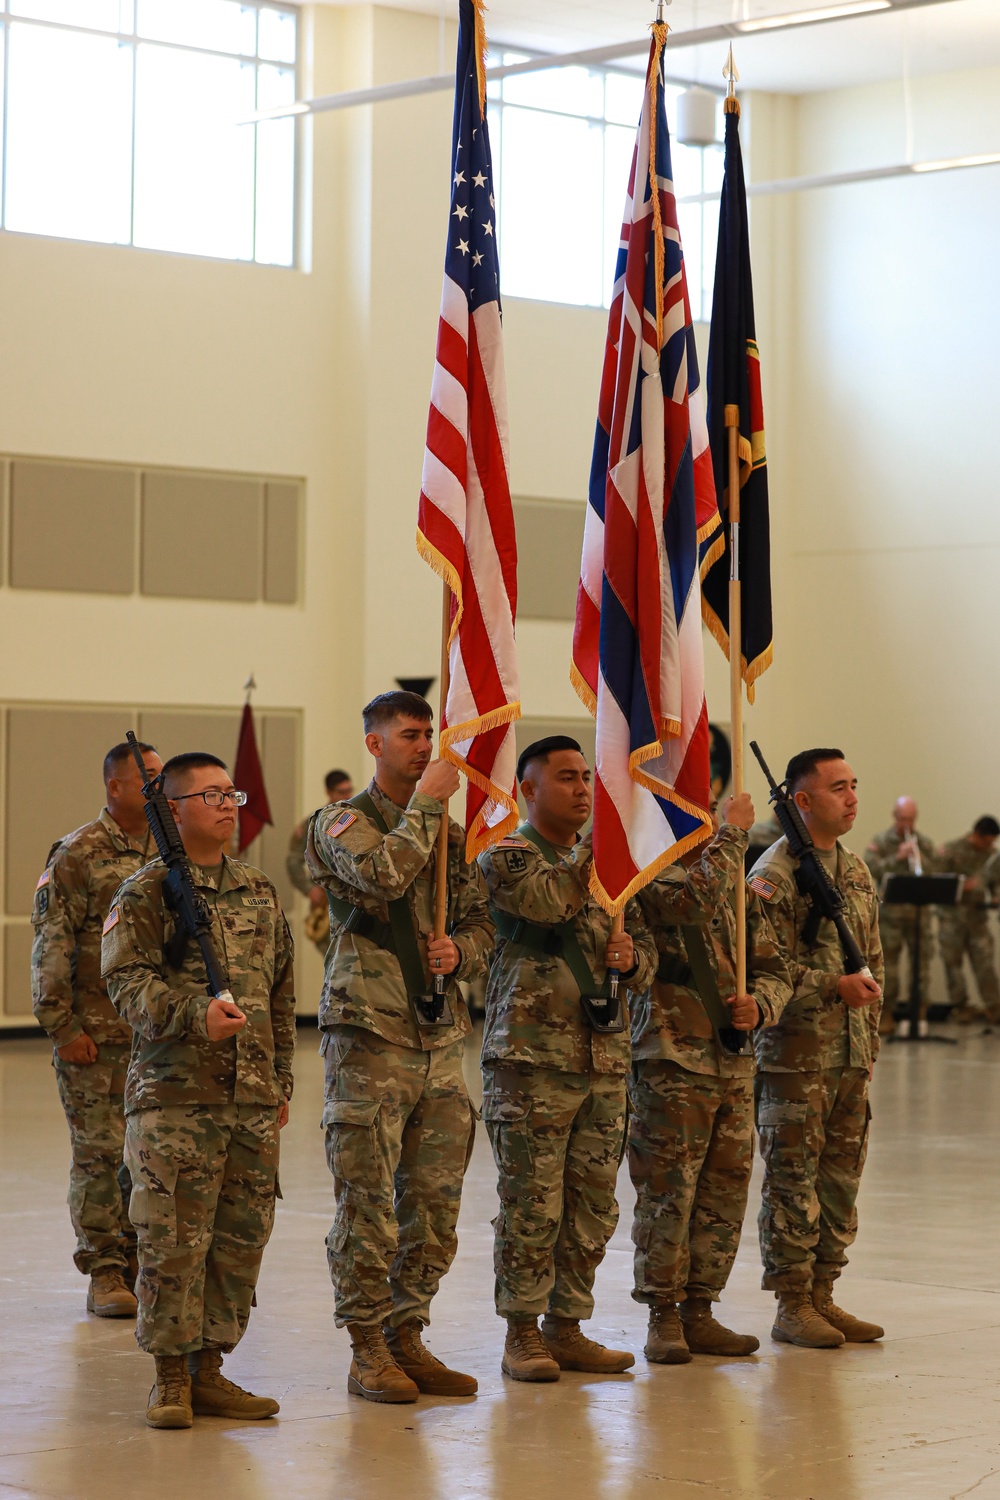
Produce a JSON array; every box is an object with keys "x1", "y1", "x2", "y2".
[
  {"x1": 748, "y1": 746, "x2": 884, "y2": 1349},
  {"x1": 102, "y1": 743, "x2": 294, "y2": 1429}
]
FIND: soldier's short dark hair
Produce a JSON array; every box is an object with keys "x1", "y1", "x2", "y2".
[
  {"x1": 103, "y1": 740, "x2": 156, "y2": 785},
  {"x1": 325, "y1": 768, "x2": 352, "y2": 793},
  {"x1": 785, "y1": 748, "x2": 845, "y2": 794},
  {"x1": 362, "y1": 692, "x2": 433, "y2": 733},
  {"x1": 162, "y1": 752, "x2": 228, "y2": 796},
  {"x1": 974, "y1": 816, "x2": 1000, "y2": 838},
  {"x1": 517, "y1": 736, "x2": 584, "y2": 783}
]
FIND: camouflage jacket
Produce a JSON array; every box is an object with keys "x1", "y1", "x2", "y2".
[
  {"x1": 937, "y1": 836, "x2": 1000, "y2": 914},
  {"x1": 306, "y1": 779, "x2": 493, "y2": 1052},
  {"x1": 286, "y1": 818, "x2": 313, "y2": 898},
  {"x1": 748, "y1": 838, "x2": 883, "y2": 1072},
  {"x1": 633, "y1": 827, "x2": 791, "y2": 1077},
  {"x1": 102, "y1": 856, "x2": 295, "y2": 1113},
  {"x1": 478, "y1": 824, "x2": 658, "y2": 1076},
  {"x1": 30, "y1": 809, "x2": 154, "y2": 1048},
  {"x1": 864, "y1": 826, "x2": 937, "y2": 925}
]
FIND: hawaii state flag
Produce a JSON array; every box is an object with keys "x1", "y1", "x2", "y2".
[
  {"x1": 571, "y1": 25, "x2": 713, "y2": 914},
  {"x1": 702, "y1": 95, "x2": 773, "y2": 701},
  {"x1": 417, "y1": 0, "x2": 520, "y2": 861}
]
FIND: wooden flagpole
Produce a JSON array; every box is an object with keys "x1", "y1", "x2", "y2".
[
  {"x1": 725, "y1": 404, "x2": 747, "y2": 999},
  {"x1": 433, "y1": 581, "x2": 452, "y2": 994}
]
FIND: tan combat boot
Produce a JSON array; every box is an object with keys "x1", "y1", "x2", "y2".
[
  {"x1": 812, "y1": 1281, "x2": 884, "y2": 1343},
  {"x1": 501, "y1": 1318, "x2": 560, "y2": 1382},
  {"x1": 644, "y1": 1303, "x2": 692, "y2": 1365},
  {"x1": 146, "y1": 1355, "x2": 193, "y2": 1429},
  {"x1": 540, "y1": 1316, "x2": 634, "y2": 1373},
  {"x1": 347, "y1": 1323, "x2": 419, "y2": 1403},
  {"x1": 187, "y1": 1348, "x2": 279, "y2": 1419},
  {"x1": 384, "y1": 1319, "x2": 478, "y2": 1397},
  {"x1": 771, "y1": 1290, "x2": 845, "y2": 1348},
  {"x1": 679, "y1": 1297, "x2": 759, "y2": 1356},
  {"x1": 87, "y1": 1267, "x2": 138, "y2": 1319}
]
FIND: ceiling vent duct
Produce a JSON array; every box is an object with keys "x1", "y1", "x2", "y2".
[{"x1": 676, "y1": 86, "x2": 719, "y2": 147}]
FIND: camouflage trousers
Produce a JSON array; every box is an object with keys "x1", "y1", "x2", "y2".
[
  {"x1": 627, "y1": 1059, "x2": 753, "y2": 1306},
  {"x1": 939, "y1": 912, "x2": 1000, "y2": 1013},
  {"x1": 124, "y1": 1103, "x2": 279, "y2": 1356},
  {"x1": 322, "y1": 1026, "x2": 476, "y2": 1329},
  {"x1": 880, "y1": 909, "x2": 935, "y2": 1016},
  {"x1": 756, "y1": 1067, "x2": 871, "y2": 1291},
  {"x1": 53, "y1": 1042, "x2": 135, "y2": 1276},
  {"x1": 481, "y1": 1062, "x2": 625, "y2": 1321}
]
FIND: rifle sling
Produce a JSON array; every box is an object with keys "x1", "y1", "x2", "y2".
[
  {"x1": 324, "y1": 790, "x2": 434, "y2": 1004},
  {"x1": 678, "y1": 924, "x2": 734, "y2": 1037}
]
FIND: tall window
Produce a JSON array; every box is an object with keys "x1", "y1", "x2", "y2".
[
  {"x1": 488, "y1": 56, "x2": 722, "y2": 322},
  {"x1": 0, "y1": 0, "x2": 297, "y2": 265}
]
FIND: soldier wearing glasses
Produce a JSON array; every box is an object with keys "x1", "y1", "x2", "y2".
[{"x1": 102, "y1": 752, "x2": 295, "y2": 1430}]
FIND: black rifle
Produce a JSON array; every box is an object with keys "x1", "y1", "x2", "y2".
[
  {"x1": 749, "y1": 741, "x2": 875, "y2": 982},
  {"x1": 126, "y1": 731, "x2": 234, "y2": 1002}
]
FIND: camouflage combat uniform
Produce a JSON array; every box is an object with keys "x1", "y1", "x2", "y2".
[
  {"x1": 101, "y1": 856, "x2": 294, "y2": 1356},
  {"x1": 864, "y1": 827, "x2": 936, "y2": 1016},
  {"x1": 630, "y1": 826, "x2": 791, "y2": 1308},
  {"x1": 307, "y1": 780, "x2": 492, "y2": 1330},
  {"x1": 30, "y1": 810, "x2": 153, "y2": 1276},
  {"x1": 287, "y1": 817, "x2": 330, "y2": 953},
  {"x1": 748, "y1": 838, "x2": 883, "y2": 1291},
  {"x1": 936, "y1": 836, "x2": 1000, "y2": 1018},
  {"x1": 478, "y1": 826, "x2": 657, "y2": 1321}
]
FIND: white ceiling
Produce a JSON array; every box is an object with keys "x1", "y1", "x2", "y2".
[{"x1": 313, "y1": 0, "x2": 1000, "y2": 94}]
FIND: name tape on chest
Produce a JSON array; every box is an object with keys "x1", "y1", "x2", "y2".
[
  {"x1": 327, "y1": 810, "x2": 358, "y2": 840},
  {"x1": 748, "y1": 875, "x2": 778, "y2": 902},
  {"x1": 243, "y1": 895, "x2": 274, "y2": 908},
  {"x1": 35, "y1": 870, "x2": 51, "y2": 890},
  {"x1": 102, "y1": 908, "x2": 120, "y2": 935}
]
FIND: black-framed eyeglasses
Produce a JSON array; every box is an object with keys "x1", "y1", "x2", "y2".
[{"x1": 172, "y1": 789, "x2": 248, "y2": 808}]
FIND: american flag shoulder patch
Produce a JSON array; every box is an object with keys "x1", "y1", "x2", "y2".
[
  {"x1": 327, "y1": 811, "x2": 358, "y2": 840},
  {"x1": 36, "y1": 870, "x2": 51, "y2": 890},
  {"x1": 748, "y1": 876, "x2": 777, "y2": 901},
  {"x1": 102, "y1": 908, "x2": 120, "y2": 935}
]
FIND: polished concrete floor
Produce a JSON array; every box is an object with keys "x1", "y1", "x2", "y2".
[{"x1": 3, "y1": 1025, "x2": 1000, "y2": 1500}]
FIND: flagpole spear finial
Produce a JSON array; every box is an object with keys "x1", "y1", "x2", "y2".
[
  {"x1": 243, "y1": 673, "x2": 256, "y2": 704},
  {"x1": 723, "y1": 43, "x2": 740, "y2": 114}
]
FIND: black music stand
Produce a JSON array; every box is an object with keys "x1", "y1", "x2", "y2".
[{"x1": 881, "y1": 873, "x2": 962, "y2": 1045}]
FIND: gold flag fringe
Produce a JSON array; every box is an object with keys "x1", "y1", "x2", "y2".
[{"x1": 471, "y1": 0, "x2": 488, "y2": 116}]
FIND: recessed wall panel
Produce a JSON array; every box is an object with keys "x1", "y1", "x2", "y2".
[
  {"x1": 137, "y1": 712, "x2": 241, "y2": 769},
  {"x1": 513, "y1": 498, "x2": 585, "y2": 622},
  {"x1": 141, "y1": 473, "x2": 263, "y2": 602},
  {"x1": 10, "y1": 461, "x2": 135, "y2": 595},
  {"x1": 264, "y1": 482, "x2": 300, "y2": 604}
]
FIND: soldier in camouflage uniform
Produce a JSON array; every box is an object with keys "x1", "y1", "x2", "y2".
[
  {"x1": 749, "y1": 748, "x2": 884, "y2": 1349},
  {"x1": 631, "y1": 792, "x2": 792, "y2": 1364},
  {"x1": 864, "y1": 797, "x2": 936, "y2": 1033},
  {"x1": 306, "y1": 692, "x2": 491, "y2": 1405},
  {"x1": 937, "y1": 817, "x2": 1000, "y2": 1023},
  {"x1": 478, "y1": 736, "x2": 658, "y2": 1383},
  {"x1": 31, "y1": 739, "x2": 162, "y2": 1318},
  {"x1": 102, "y1": 752, "x2": 294, "y2": 1430},
  {"x1": 286, "y1": 769, "x2": 353, "y2": 953}
]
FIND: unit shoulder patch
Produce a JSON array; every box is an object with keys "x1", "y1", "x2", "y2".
[
  {"x1": 503, "y1": 850, "x2": 528, "y2": 874},
  {"x1": 748, "y1": 875, "x2": 778, "y2": 902},
  {"x1": 326, "y1": 811, "x2": 358, "y2": 840},
  {"x1": 102, "y1": 908, "x2": 120, "y2": 935}
]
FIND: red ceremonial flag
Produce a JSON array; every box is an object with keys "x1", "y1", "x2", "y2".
[
  {"x1": 233, "y1": 702, "x2": 272, "y2": 852},
  {"x1": 416, "y1": 0, "x2": 520, "y2": 861}
]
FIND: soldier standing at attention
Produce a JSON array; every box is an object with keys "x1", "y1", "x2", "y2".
[
  {"x1": 937, "y1": 817, "x2": 1000, "y2": 1024},
  {"x1": 307, "y1": 692, "x2": 492, "y2": 1405},
  {"x1": 631, "y1": 793, "x2": 792, "y2": 1364},
  {"x1": 478, "y1": 736, "x2": 658, "y2": 1383},
  {"x1": 31, "y1": 740, "x2": 162, "y2": 1318},
  {"x1": 864, "y1": 796, "x2": 936, "y2": 1033},
  {"x1": 287, "y1": 769, "x2": 354, "y2": 953},
  {"x1": 749, "y1": 749, "x2": 884, "y2": 1349},
  {"x1": 102, "y1": 752, "x2": 294, "y2": 1430}
]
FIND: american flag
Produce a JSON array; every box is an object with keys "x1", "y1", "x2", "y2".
[
  {"x1": 417, "y1": 0, "x2": 520, "y2": 862},
  {"x1": 571, "y1": 26, "x2": 714, "y2": 914}
]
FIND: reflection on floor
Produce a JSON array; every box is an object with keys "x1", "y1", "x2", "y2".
[{"x1": 3, "y1": 1024, "x2": 1000, "y2": 1500}]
